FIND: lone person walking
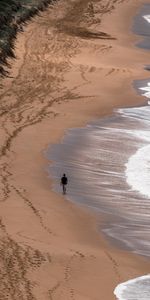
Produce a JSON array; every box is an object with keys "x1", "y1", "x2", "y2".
[{"x1": 61, "y1": 174, "x2": 68, "y2": 194}]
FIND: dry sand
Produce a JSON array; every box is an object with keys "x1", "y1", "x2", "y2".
[{"x1": 0, "y1": 0, "x2": 150, "y2": 299}]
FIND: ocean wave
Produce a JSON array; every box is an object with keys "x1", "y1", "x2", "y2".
[
  {"x1": 126, "y1": 144, "x2": 150, "y2": 199},
  {"x1": 114, "y1": 275, "x2": 150, "y2": 300},
  {"x1": 143, "y1": 15, "x2": 150, "y2": 23}
]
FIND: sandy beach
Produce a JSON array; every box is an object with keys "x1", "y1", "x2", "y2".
[{"x1": 0, "y1": 0, "x2": 150, "y2": 299}]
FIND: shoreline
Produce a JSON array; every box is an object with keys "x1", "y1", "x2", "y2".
[{"x1": 0, "y1": 0, "x2": 150, "y2": 299}]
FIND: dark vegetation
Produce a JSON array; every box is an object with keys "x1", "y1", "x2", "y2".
[{"x1": 0, "y1": 0, "x2": 52, "y2": 76}]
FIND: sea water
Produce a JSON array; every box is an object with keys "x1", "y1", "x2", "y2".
[
  {"x1": 46, "y1": 4, "x2": 150, "y2": 300},
  {"x1": 114, "y1": 275, "x2": 150, "y2": 300},
  {"x1": 114, "y1": 5, "x2": 150, "y2": 300}
]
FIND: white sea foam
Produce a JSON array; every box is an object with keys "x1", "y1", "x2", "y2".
[
  {"x1": 119, "y1": 104, "x2": 150, "y2": 200},
  {"x1": 119, "y1": 106, "x2": 150, "y2": 123},
  {"x1": 143, "y1": 15, "x2": 150, "y2": 23},
  {"x1": 114, "y1": 275, "x2": 150, "y2": 300},
  {"x1": 139, "y1": 82, "x2": 150, "y2": 98},
  {"x1": 126, "y1": 145, "x2": 150, "y2": 198}
]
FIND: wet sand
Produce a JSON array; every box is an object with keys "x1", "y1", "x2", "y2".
[{"x1": 0, "y1": 0, "x2": 150, "y2": 299}]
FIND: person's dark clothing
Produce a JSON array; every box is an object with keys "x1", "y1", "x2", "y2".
[
  {"x1": 61, "y1": 174, "x2": 68, "y2": 194},
  {"x1": 61, "y1": 175, "x2": 68, "y2": 185}
]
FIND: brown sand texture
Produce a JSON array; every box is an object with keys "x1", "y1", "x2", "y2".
[{"x1": 0, "y1": 0, "x2": 150, "y2": 299}]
